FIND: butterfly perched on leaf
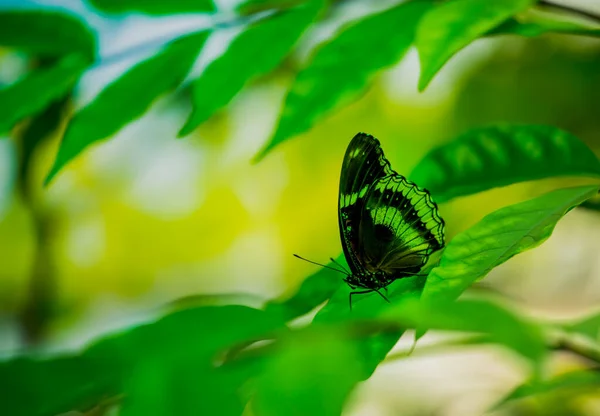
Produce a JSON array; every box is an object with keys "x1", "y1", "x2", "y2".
[{"x1": 337, "y1": 133, "x2": 445, "y2": 308}]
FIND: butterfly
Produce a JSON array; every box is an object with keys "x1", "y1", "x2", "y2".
[{"x1": 336, "y1": 132, "x2": 445, "y2": 308}]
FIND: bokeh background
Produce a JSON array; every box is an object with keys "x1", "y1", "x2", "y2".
[{"x1": 2, "y1": 0, "x2": 600, "y2": 414}]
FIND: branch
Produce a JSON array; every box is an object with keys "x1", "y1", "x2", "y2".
[
  {"x1": 551, "y1": 333, "x2": 600, "y2": 364},
  {"x1": 538, "y1": 1, "x2": 600, "y2": 23}
]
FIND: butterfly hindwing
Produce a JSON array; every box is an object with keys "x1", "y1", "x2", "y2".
[
  {"x1": 338, "y1": 132, "x2": 445, "y2": 289},
  {"x1": 359, "y1": 174, "x2": 444, "y2": 274}
]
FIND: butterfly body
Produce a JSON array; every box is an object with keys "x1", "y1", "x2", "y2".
[{"x1": 338, "y1": 133, "x2": 445, "y2": 306}]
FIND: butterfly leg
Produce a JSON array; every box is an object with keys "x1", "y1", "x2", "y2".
[{"x1": 349, "y1": 290, "x2": 374, "y2": 311}]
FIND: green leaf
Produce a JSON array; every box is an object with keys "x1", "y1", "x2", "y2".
[
  {"x1": 179, "y1": 2, "x2": 322, "y2": 136},
  {"x1": 565, "y1": 312, "x2": 600, "y2": 342},
  {"x1": 264, "y1": 255, "x2": 344, "y2": 322},
  {"x1": 117, "y1": 305, "x2": 284, "y2": 416},
  {"x1": 0, "y1": 55, "x2": 86, "y2": 135},
  {"x1": 421, "y1": 185, "x2": 600, "y2": 306},
  {"x1": 89, "y1": 0, "x2": 215, "y2": 14},
  {"x1": 45, "y1": 31, "x2": 210, "y2": 185},
  {"x1": 0, "y1": 11, "x2": 96, "y2": 59},
  {"x1": 379, "y1": 296, "x2": 546, "y2": 366},
  {"x1": 490, "y1": 7, "x2": 600, "y2": 38},
  {"x1": 254, "y1": 329, "x2": 362, "y2": 416},
  {"x1": 312, "y1": 275, "x2": 427, "y2": 382},
  {"x1": 0, "y1": 355, "x2": 121, "y2": 416},
  {"x1": 492, "y1": 370, "x2": 600, "y2": 409},
  {"x1": 0, "y1": 305, "x2": 284, "y2": 416},
  {"x1": 254, "y1": 0, "x2": 433, "y2": 161},
  {"x1": 416, "y1": 0, "x2": 536, "y2": 90},
  {"x1": 237, "y1": 0, "x2": 306, "y2": 15},
  {"x1": 410, "y1": 125, "x2": 600, "y2": 203}
]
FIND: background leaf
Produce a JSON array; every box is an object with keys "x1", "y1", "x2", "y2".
[
  {"x1": 493, "y1": 370, "x2": 600, "y2": 409},
  {"x1": 0, "y1": 56, "x2": 86, "y2": 134},
  {"x1": 255, "y1": 0, "x2": 432, "y2": 160},
  {"x1": 379, "y1": 297, "x2": 546, "y2": 366},
  {"x1": 491, "y1": 9, "x2": 600, "y2": 38},
  {"x1": 564, "y1": 312, "x2": 600, "y2": 342},
  {"x1": 410, "y1": 124, "x2": 600, "y2": 203},
  {"x1": 0, "y1": 10, "x2": 96, "y2": 59},
  {"x1": 179, "y1": 1, "x2": 323, "y2": 136},
  {"x1": 416, "y1": 0, "x2": 536, "y2": 90},
  {"x1": 89, "y1": 0, "x2": 215, "y2": 14},
  {"x1": 45, "y1": 31, "x2": 210, "y2": 184},
  {"x1": 421, "y1": 185, "x2": 600, "y2": 306}
]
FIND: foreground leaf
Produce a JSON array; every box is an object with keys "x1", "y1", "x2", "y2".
[
  {"x1": 0, "y1": 55, "x2": 86, "y2": 134},
  {"x1": 45, "y1": 31, "x2": 209, "y2": 184},
  {"x1": 254, "y1": 329, "x2": 362, "y2": 416},
  {"x1": 0, "y1": 305, "x2": 283, "y2": 416},
  {"x1": 0, "y1": 355, "x2": 121, "y2": 416},
  {"x1": 0, "y1": 10, "x2": 95, "y2": 59},
  {"x1": 255, "y1": 0, "x2": 432, "y2": 160},
  {"x1": 313, "y1": 275, "x2": 427, "y2": 383},
  {"x1": 416, "y1": 0, "x2": 535, "y2": 90},
  {"x1": 410, "y1": 125, "x2": 600, "y2": 203},
  {"x1": 493, "y1": 370, "x2": 600, "y2": 410},
  {"x1": 421, "y1": 185, "x2": 600, "y2": 306},
  {"x1": 119, "y1": 305, "x2": 281, "y2": 416},
  {"x1": 179, "y1": 1, "x2": 322, "y2": 136},
  {"x1": 89, "y1": 0, "x2": 215, "y2": 14}
]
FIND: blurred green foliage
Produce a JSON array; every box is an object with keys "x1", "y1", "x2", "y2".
[{"x1": 2, "y1": 0, "x2": 600, "y2": 415}]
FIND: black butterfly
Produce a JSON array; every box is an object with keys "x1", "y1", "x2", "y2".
[
  {"x1": 336, "y1": 133, "x2": 445, "y2": 308},
  {"x1": 294, "y1": 133, "x2": 445, "y2": 309}
]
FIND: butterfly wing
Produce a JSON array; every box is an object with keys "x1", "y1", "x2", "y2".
[
  {"x1": 338, "y1": 133, "x2": 395, "y2": 276},
  {"x1": 358, "y1": 173, "x2": 445, "y2": 276}
]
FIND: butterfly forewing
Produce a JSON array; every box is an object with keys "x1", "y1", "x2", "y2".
[
  {"x1": 338, "y1": 133, "x2": 394, "y2": 276},
  {"x1": 338, "y1": 132, "x2": 445, "y2": 289}
]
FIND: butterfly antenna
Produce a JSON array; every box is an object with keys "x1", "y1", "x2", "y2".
[
  {"x1": 329, "y1": 257, "x2": 351, "y2": 275},
  {"x1": 293, "y1": 254, "x2": 348, "y2": 276}
]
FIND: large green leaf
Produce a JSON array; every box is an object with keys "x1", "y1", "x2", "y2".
[
  {"x1": 378, "y1": 296, "x2": 546, "y2": 366},
  {"x1": 0, "y1": 355, "x2": 122, "y2": 416},
  {"x1": 0, "y1": 305, "x2": 284, "y2": 416},
  {"x1": 45, "y1": 31, "x2": 210, "y2": 185},
  {"x1": 253, "y1": 329, "x2": 362, "y2": 416},
  {"x1": 0, "y1": 11, "x2": 96, "y2": 59},
  {"x1": 254, "y1": 0, "x2": 433, "y2": 161},
  {"x1": 118, "y1": 305, "x2": 283, "y2": 416},
  {"x1": 89, "y1": 0, "x2": 215, "y2": 14},
  {"x1": 313, "y1": 275, "x2": 427, "y2": 382},
  {"x1": 410, "y1": 125, "x2": 600, "y2": 203},
  {"x1": 421, "y1": 185, "x2": 600, "y2": 306},
  {"x1": 492, "y1": 370, "x2": 600, "y2": 410},
  {"x1": 179, "y1": 1, "x2": 322, "y2": 136},
  {"x1": 0, "y1": 55, "x2": 86, "y2": 135},
  {"x1": 415, "y1": 0, "x2": 536, "y2": 90}
]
